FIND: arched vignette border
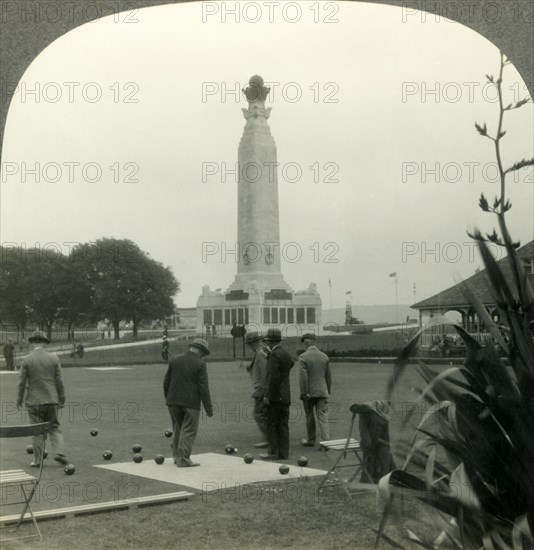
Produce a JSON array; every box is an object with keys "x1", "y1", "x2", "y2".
[{"x1": 0, "y1": 0, "x2": 532, "y2": 162}]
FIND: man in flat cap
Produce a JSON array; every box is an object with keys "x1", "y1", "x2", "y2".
[
  {"x1": 164, "y1": 337, "x2": 213, "y2": 467},
  {"x1": 298, "y1": 333, "x2": 331, "y2": 447},
  {"x1": 261, "y1": 328, "x2": 294, "y2": 460},
  {"x1": 245, "y1": 330, "x2": 269, "y2": 448},
  {"x1": 17, "y1": 331, "x2": 69, "y2": 467}
]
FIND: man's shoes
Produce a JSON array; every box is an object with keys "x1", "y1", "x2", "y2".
[
  {"x1": 30, "y1": 462, "x2": 41, "y2": 467},
  {"x1": 254, "y1": 442, "x2": 269, "y2": 448},
  {"x1": 176, "y1": 462, "x2": 200, "y2": 467},
  {"x1": 54, "y1": 454, "x2": 69, "y2": 465},
  {"x1": 301, "y1": 439, "x2": 315, "y2": 447},
  {"x1": 259, "y1": 453, "x2": 279, "y2": 460}
]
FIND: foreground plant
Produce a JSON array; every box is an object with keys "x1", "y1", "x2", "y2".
[{"x1": 376, "y1": 53, "x2": 534, "y2": 549}]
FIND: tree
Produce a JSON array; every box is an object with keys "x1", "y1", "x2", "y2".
[
  {"x1": 74, "y1": 238, "x2": 179, "y2": 339},
  {"x1": 53, "y1": 256, "x2": 93, "y2": 341},
  {"x1": 0, "y1": 245, "x2": 32, "y2": 337},
  {"x1": 26, "y1": 248, "x2": 68, "y2": 340}
]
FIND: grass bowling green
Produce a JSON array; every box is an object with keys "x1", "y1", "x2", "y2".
[{"x1": 0, "y1": 358, "x2": 435, "y2": 548}]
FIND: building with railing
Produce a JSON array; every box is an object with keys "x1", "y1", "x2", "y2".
[{"x1": 412, "y1": 240, "x2": 534, "y2": 349}]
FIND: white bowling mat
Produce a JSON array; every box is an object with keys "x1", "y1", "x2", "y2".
[{"x1": 95, "y1": 452, "x2": 326, "y2": 491}]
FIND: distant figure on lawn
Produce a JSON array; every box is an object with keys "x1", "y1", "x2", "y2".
[
  {"x1": 69, "y1": 342, "x2": 85, "y2": 359},
  {"x1": 163, "y1": 337, "x2": 213, "y2": 467},
  {"x1": 261, "y1": 328, "x2": 294, "y2": 461},
  {"x1": 298, "y1": 332, "x2": 331, "y2": 447},
  {"x1": 245, "y1": 331, "x2": 269, "y2": 449},
  {"x1": 17, "y1": 330, "x2": 69, "y2": 467},
  {"x1": 161, "y1": 335, "x2": 170, "y2": 361},
  {"x1": 3, "y1": 338, "x2": 15, "y2": 371}
]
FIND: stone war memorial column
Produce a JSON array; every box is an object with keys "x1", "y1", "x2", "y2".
[
  {"x1": 197, "y1": 75, "x2": 321, "y2": 334},
  {"x1": 236, "y1": 75, "x2": 284, "y2": 286}
]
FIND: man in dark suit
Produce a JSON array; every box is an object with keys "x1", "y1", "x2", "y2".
[
  {"x1": 164, "y1": 337, "x2": 213, "y2": 467},
  {"x1": 261, "y1": 328, "x2": 294, "y2": 460},
  {"x1": 17, "y1": 331, "x2": 69, "y2": 467},
  {"x1": 3, "y1": 338, "x2": 15, "y2": 371}
]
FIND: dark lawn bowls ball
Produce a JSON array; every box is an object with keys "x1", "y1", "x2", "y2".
[
  {"x1": 132, "y1": 444, "x2": 142, "y2": 453},
  {"x1": 225, "y1": 444, "x2": 237, "y2": 454},
  {"x1": 279, "y1": 464, "x2": 290, "y2": 475},
  {"x1": 103, "y1": 450, "x2": 113, "y2": 460},
  {"x1": 164, "y1": 430, "x2": 172, "y2": 438},
  {"x1": 90, "y1": 429, "x2": 98, "y2": 437},
  {"x1": 297, "y1": 456, "x2": 308, "y2": 467},
  {"x1": 133, "y1": 453, "x2": 143, "y2": 463},
  {"x1": 243, "y1": 453, "x2": 254, "y2": 464},
  {"x1": 64, "y1": 464, "x2": 76, "y2": 475},
  {"x1": 154, "y1": 454, "x2": 165, "y2": 465},
  {"x1": 26, "y1": 445, "x2": 34, "y2": 454}
]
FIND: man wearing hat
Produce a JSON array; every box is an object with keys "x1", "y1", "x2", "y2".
[
  {"x1": 298, "y1": 333, "x2": 331, "y2": 447},
  {"x1": 245, "y1": 331, "x2": 269, "y2": 448},
  {"x1": 261, "y1": 328, "x2": 294, "y2": 460},
  {"x1": 17, "y1": 331, "x2": 69, "y2": 467},
  {"x1": 164, "y1": 337, "x2": 214, "y2": 467}
]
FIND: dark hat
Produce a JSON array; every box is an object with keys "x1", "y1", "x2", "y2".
[
  {"x1": 190, "y1": 337, "x2": 210, "y2": 355},
  {"x1": 264, "y1": 328, "x2": 282, "y2": 342},
  {"x1": 245, "y1": 331, "x2": 262, "y2": 344},
  {"x1": 28, "y1": 331, "x2": 50, "y2": 344},
  {"x1": 301, "y1": 332, "x2": 316, "y2": 342}
]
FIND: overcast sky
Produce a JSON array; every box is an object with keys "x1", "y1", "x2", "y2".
[{"x1": 1, "y1": 1, "x2": 533, "y2": 313}]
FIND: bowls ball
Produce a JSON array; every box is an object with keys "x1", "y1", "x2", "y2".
[
  {"x1": 225, "y1": 444, "x2": 236, "y2": 454},
  {"x1": 154, "y1": 454, "x2": 165, "y2": 465},
  {"x1": 133, "y1": 453, "x2": 143, "y2": 463},
  {"x1": 243, "y1": 453, "x2": 254, "y2": 464},
  {"x1": 279, "y1": 464, "x2": 290, "y2": 475},
  {"x1": 132, "y1": 444, "x2": 142, "y2": 453},
  {"x1": 103, "y1": 450, "x2": 113, "y2": 460},
  {"x1": 64, "y1": 464, "x2": 76, "y2": 475},
  {"x1": 297, "y1": 456, "x2": 308, "y2": 467}
]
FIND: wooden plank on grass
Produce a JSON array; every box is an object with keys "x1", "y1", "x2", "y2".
[{"x1": 0, "y1": 491, "x2": 194, "y2": 524}]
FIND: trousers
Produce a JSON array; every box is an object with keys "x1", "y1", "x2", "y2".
[
  {"x1": 265, "y1": 402, "x2": 290, "y2": 459},
  {"x1": 167, "y1": 405, "x2": 200, "y2": 466},
  {"x1": 302, "y1": 397, "x2": 330, "y2": 444},
  {"x1": 26, "y1": 404, "x2": 65, "y2": 463},
  {"x1": 253, "y1": 396, "x2": 268, "y2": 441}
]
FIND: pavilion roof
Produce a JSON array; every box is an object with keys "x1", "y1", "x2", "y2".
[{"x1": 412, "y1": 240, "x2": 534, "y2": 311}]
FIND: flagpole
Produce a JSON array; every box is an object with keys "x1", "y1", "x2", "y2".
[
  {"x1": 395, "y1": 276, "x2": 398, "y2": 324},
  {"x1": 329, "y1": 279, "x2": 333, "y2": 323},
  {"x1": 389, "y1": 272, "x2": 398, "y2": 324}
]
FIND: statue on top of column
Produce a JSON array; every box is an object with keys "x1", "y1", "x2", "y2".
[
  {"x1": 242, "y1": 75, "x2": 271, "y2": 120},
  {"x1": 242, "y1": 74, "x2": 270, "y2": 102}
]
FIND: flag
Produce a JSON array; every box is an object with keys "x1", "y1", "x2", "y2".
[
  {"x1": 389, "y1": 272, "x2": 397, "y2": 278},
  {"x1": 328, "y1": 278, "x2": 332, "y2": 288},
  {"x1": 345, "y1": 290, "x2": 352, "y2": 295}
]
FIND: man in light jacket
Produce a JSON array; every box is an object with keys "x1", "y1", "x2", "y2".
[
  {"x1": 17, "y1": 331, "x2": 69, "y2": 467},
  {"x1": 298, "y1": 332, "x2": 331, "y2": 447},
  {"x1": 245, "y1": 331, "x2": 269, "y2": 448}
]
